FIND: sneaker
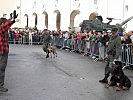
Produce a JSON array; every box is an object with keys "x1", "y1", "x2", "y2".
[
  {"x1": 99, "y1": 79, "x2": 108, "y2": 83},
  {"x1": 92, "y1": 56, "x2": 96, "y2": 59},
  {"x1": 0, "y1": 86, "x2": 8, "y2": 92},
  {"x1": 94, "y1": 58, "x2": 98, "y2": 62}
]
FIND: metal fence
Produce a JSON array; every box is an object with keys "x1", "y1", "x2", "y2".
[
  {"x1": 8, "y1": 35, "x2": 133, "y2": 68},
  {"x1": 121, "y1": 44, "x2": 133, "y2": 68},
  {"x1": 51, "y1": 36, "x2": 133, "y2": 68}
]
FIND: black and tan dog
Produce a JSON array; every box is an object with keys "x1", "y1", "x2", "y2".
[
  {"x1": 106, "y1": 61, "x2": 131, "y2": 91},
  {"x1": 47, "y1": 46, "x2": 57, "y2": 58}
]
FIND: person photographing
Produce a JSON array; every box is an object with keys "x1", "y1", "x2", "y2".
[{"x1": 0, "y1": 10, "x2": 18, "y2": 92}]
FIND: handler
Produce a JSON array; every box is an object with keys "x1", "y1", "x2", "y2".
[
  {"x1": 99, "y1": 27, "x2": 121, "y2": 83},
  {"x1": 42, "y1": 30, "x2": 51, "y2": 58}
]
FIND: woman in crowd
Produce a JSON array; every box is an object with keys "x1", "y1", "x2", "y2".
[
  {"x1": 85, "y1": 34, "x2": 90, "y2": 56},
  {"x1": 89, "y1": 30, "x2": 97, "y2": 58},
  {"x1": 121, "y1": 33, "x2": 132, "y2": 66}
]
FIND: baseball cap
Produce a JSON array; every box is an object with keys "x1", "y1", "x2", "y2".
[
  {"x1": 111, "y1": 27, "x2": 118, "y2": 32},
  {"x1": 107, "y1": 30, "x2": 111, "y2": 33}
]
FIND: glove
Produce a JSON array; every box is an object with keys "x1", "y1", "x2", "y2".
[
  {"x1": 10, "y1": 13, "x2": 12, "y2": 19},
  {"x1": 13, "y1": 10, "x2": 18, "y2": 20}
]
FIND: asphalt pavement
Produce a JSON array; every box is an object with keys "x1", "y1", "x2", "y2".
[{"x1": 0, "y1": 44, "x2": 133, "y2": 100}]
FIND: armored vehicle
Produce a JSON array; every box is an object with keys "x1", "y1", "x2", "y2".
[{"x1": 80, "y1": 13, "x2": 133, "y2": 33}]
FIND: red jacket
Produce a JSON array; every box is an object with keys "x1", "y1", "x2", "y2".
[
  {"x1": 0, "y1": 19, "x2": 14, "y2": 55},
  {"x1": 14, "y1": 32, "x2": 20, "y2": 40}
]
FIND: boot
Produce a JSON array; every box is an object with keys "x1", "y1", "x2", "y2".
[
  {"x1": 46, "y1": 50, "x2": 49, "y2": 58},
  {"x1": 0, "y1": 86, "x2": 8, "y2": 92},
  {"x1": 0, "y1": 82, "x2": 4, "y2": 86},
  {"x1": 46, "y1": 54, "x2": 49, "y2": 58},
  {"x1": 99, "y1": 75, "x2": 109, "y2": 83}
]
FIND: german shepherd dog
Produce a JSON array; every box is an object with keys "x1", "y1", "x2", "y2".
[
  {"x1": 47, "y1": 46, "x2": 57, "y2": 58},
  {"x1": 106, "y1": 61, "x2": 131, "y2": 91}
]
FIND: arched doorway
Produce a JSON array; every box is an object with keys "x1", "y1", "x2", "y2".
[
  {"x1": 24, "y1": 14, "x2": 28, "y2": 27},
  {"x1": 70, "y1": 10, "x2": 80, "y2": 31},
  {"x1": 42, "y1": 11, "x2": 48, "y2": 29},
  {"x1": 54, "y1": 10, "x2": 61, "y2": 31},
  {"x1": 32, "y1": 13, "x2": 38, "y2": 28}
]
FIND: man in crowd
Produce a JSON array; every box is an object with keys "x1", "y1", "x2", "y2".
[
  {"x1": 99, "y1": 27, "x2": 121, "y2": 83},
  {"x1": 28, "y1": 29, "x2": 34, "y2": 45},
  {"x1": 0, "y1": 10, "x2": 18, "y2": 92}
]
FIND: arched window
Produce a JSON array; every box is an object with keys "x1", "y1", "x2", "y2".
[
  {"x1": 42, "y1": 11, "x2": 48, "y2": 29},
  {"x1": 70, "y1": 10, "x2": 80, "y2": 31},
  {"x1": 54, "y1": 10, "x2": 61, "y2": 31}
]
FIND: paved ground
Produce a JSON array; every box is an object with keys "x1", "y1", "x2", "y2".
[{"x1": 0, "y1": 44, "x2": 133, "y2": 100}]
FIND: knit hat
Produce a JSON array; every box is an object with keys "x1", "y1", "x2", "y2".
[{"x1": 0, "y1": 17, "x2": 7, "y2": 24}]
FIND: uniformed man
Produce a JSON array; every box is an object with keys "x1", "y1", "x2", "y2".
[
  {"x1": 99, "y1": 27, "x2": 121, "y2": 83},
  {"x1": 42, "y1": 30, "x2": 51, "y2": 58}
]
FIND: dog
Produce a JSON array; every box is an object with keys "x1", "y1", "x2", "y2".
[
  {"x1": 106, "y1": 61, "x2": 131, "y2": 91},
  {"x1": 47, "y1": 46, "x2": 57, "y2": 58}
]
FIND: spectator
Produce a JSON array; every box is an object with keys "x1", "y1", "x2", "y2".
[
  {"x1": 29, "y1": 30, "x2": 34, "y2": 45},
  {"x1": 90, "y1": 30, "x2": 97, "y2": 58},
  {"x1": 121, "y1": 33, "x2": 132, "y2": 66},
  {"x1": 0, "y1": 11, "x2": 17, "y2": 92},
  {"x1": 96, "y1": 31, "x2": 104, "y2": 60},
  {"x1": 8, "y1": 28, "x2": 14, "y2": 44},
  {"x1": 121, "y1": 33, "x2": 132, "y2": 44},
  {"x1": 102, "y1": 30, "x2": 110, "y2": 59},
  {"x1": 81, "y1": 30, "x2": 87, "y2": 53},
  {"x1": 128, "y1": 31, "x2": 133, "y2": 43},
  {"x1": 85, "y1": 34, "x2": 90, "y2": 56},
  {"x1": 76, "y1": 32, "x2": 82, "y2": 53},
  {"x1": 14, "y1": 30, "x2": 20, "y2": 44}
]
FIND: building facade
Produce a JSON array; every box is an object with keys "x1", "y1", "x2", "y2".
[{"x1": 0, "y1": 0, "x2": 133, "y2": 31}]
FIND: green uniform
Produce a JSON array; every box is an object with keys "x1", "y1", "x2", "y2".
[
  {"x1": 42, "y1": 33, "x2": 51, "y2": 57},
  {"x1": 105, "y1": 34, "x2": 121, "y2": 77}
]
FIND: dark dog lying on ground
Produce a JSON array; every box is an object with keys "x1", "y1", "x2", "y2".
[
  {"x1": 106, "y1": 61, "x2": 131, "y2": 91},
  {"x1": 47, "y1": 46, "x2": 57, "y2": 58}
]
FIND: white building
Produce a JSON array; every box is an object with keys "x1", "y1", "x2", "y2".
[
  {"x1": 0, "y1": 0, "x2": 20, "y2": 17},
  {"x1": 0, "y1": 0, "x2": 21, "y2": 27},
  {"x1": 0, "y1": 0, "x2": 133, "y2": 31}
]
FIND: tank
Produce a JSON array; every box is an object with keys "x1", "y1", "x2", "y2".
[{"x1": 80, "y1": 14, "x2": 133, "y2": 33}]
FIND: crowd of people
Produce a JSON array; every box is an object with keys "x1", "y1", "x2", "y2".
[{"x1": 8, "y1": 28, "x2": 133, "y2": 66}]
